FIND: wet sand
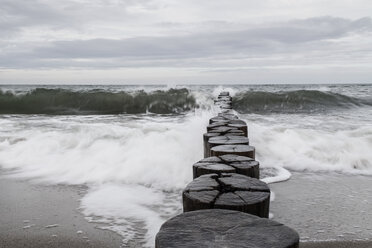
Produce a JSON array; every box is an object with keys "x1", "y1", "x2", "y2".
[
  {"x1": 301, "y1": 240, "x2": 372, "y2": 248},
  {"x1": 270, "y1": 171, "x2": 372, "y2": 247},
  {"x1": 1, "y1": 170, "x2": 372, "y2": 247},
  {"x1": 0, "y1": 173, "x2": 123, "y2": 248}
]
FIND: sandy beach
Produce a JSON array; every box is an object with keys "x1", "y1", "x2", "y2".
[
  {"x1": 0, "y1": 172, "x2": 123, "y2": 248},
  {"x1": 1, "y1": 169, "x2": 372, "y2": 247},
  {"x1": 301, "y1": 241, "x2": 372, "y2": 248},
  {"x1": 270, "y1": 171, "x2": 372, "y2": 247}
]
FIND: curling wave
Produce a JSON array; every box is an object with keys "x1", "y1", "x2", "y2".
[
  {"x1": 233, "y1": 90, "x2": 372, "y2": 113},
  {"x1": 0, "y1": 88, "x2": 197, "y2": 115}
]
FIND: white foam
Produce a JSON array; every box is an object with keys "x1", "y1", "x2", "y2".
[
  {"x1": 81, "y1": 183, "x2": 181, "y2": 247},
  {"x1": 0, "y1": 112, "x2": 212, "y2": 246},
  {"x1": 261, "y1": 167, "x2": 291, "y2": 184},
  {"x1": 23, "y1": 225, "x2": 34, "y2": 229},
  {"x1": 269, "y1": 191, "x2": 275, "y2": 202},
  {"x1": 45, "y1": 224, "x2": 59, "y2": 228},
  {"x1": 244, "y1": 114, "x2": 372, "y2": 177},
  {"x1": 0, "y1": 112, "x2": 211, "y2": 189},
  {"x1": 212, "y1": 86, "x2": 237, "y2": 97}
]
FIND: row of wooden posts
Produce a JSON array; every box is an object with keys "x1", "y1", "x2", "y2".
[{"x1": 156, "y1": 92, "x2": 300, "y2": 247}]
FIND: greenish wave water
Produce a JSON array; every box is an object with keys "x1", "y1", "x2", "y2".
[{"x1": 0, "y1": 88, "x2": 197, "y2": 115}]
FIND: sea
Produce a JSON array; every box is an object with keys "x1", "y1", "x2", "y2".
[{"x1": 1, "y1": 84, "x2": 372, "y2": 246}]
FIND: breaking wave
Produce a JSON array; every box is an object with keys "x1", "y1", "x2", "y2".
[
  {"x1": 233, "y1": 90, "x2": 372, "y2": 114},
  {"x1": 0, "y1": 88, "x2": 197, "y2": 115}
]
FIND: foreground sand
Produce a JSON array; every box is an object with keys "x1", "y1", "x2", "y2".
[
  {"x1": 0, "y1": 173, "x2": 123, "y2": 248},
  {"x1": 301, "y1": 241, "x2": 372, "y2": 248},
  {"x1": 270, "y1": 171, "x2": 372, "y2": 243},
  {"x1": 1, "y1": 170, "x2": 371, "y2": 247}
]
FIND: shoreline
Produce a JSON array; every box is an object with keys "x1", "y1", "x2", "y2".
[{"x1": 1, "y1": 170, "x2": 372, "y2": 247}]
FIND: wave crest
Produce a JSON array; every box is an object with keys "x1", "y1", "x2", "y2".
[
  {"x1": 233, "y1": 90, "x2": 370, "y2": 113},
  {"x1": 0, "y1": 88, "x2": 197, "y2": 115}
]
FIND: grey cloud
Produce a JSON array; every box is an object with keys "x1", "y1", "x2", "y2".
[
  {"x1": 1, "y1": 16, "x2": 371, "y2": 69},
  {"x1": 0, "y1": 0, "x2": 152, "y2": 37},
  {"x1": 0, "y1": 0, "x2": 79, "y2": 38},
  {"x1": 38, "y1": 16, "x2": 372, "y2": 57}
]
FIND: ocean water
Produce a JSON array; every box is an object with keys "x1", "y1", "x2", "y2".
[{"x1": 1, "y1": 84, "x2": 372, "y2": 246}]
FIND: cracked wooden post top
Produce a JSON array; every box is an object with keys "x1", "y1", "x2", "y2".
[
  {"x1": 208, "y1": 117, "x2": 248, "y2": 135},
  {"x1": 209, "y1": 135, "x2": 249, "y2": 147},
  {"x1": 208, "y1": 126, "x2": 247, "y2": 138},
  {"x1": 209, "y1": 117, "x2": 231, "y2": 124},
  {"x1": 209, "y1": 115, "x2": 240, "y2": 124},
  {"x1": 204, "y1": 131, "x2": 246, "y2": 158},
  {"x1": 193, "y1": 154, "x2": 259, "y2": 179},
  {"x1": 209, "y1": 114, "x2": 240, "y2": 124},
  {"x1": 218, "y1": 91, "x2": 230, "y2": 96},
  {"x1": 211, "y1": 144, "x2": 255, "y2": 159},
  {"x1": 207, "y1": 122, "x2": 229, "y2": 131},
  {"x1": 203, "y1": 130, "x2": 246, "y2": 158},
  {"x1": 215, "y1": 97, "x2": 232, "y2": 103},
  {"x1": 207, "y1": 119, "x2": 247, "y2": 134},
  {"x1": 155, "y1": 209, "x2": 299, "y2": 248},
  {"x1": 227, "y1": 123, "x2": 248, "y2": 136},
  {"x1": 215, "y1": 94, "x2": 233, "y2": 109},
  {"x1": 209, "y1": 128, "x2": 245, "y2": 136},
  {"x1": 183, "y1": 173, "x2": 270, "y2": 217},
  {"x1": 205, "y1": 136, "x2": 249, "y2": 157}
]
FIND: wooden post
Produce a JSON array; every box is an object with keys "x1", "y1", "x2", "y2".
[
  {"x1": 203, "y1": 133, "x2": 220, "y2": 158},
  {"x1": 211, "y1": 144, "x2": 255, "y2": 159},
  {"x1": 219, "y1": 91, "x2": 230, "y2": 96},
  {"x1": 193, "y1": 154, "x2": 259, "y2": 179},
  {"x1": 183, "y1": 173, "x2": 270, "y2": 218},
  {"x1": 156, "y1": 209, "x2": 300, "y2": 248},
  {"x1": 206, "y1": 136, "x2": 249, "y2": 157}
]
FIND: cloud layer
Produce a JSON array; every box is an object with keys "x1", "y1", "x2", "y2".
[{"x1": 1, "y1": 0, "x2": 372, "y2": 84}]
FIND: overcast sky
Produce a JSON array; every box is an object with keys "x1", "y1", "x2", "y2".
[{"x1": 1, "y1": 0, "x2": 372, "y2": 84}]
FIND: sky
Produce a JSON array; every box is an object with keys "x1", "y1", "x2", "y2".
[{"x1": 0, "y1": 0, "x2": 372, "y2": 84}]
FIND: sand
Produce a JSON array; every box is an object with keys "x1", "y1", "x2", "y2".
[
  {"x1": 0, "y1": 172, "x2": 123, "y2": 248},
  {"x1": 301, "y1": 240, "x2": 372, "y2": 248},
  {"x1": 270, "y1": 171, "x2": 372, "y2": 247},
  {"x1": 1, "y1": 170, "x2": 372, "y2": 247}
]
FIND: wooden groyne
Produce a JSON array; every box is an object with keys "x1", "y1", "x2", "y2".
[
  {"x1": 156, "y1": 91, "x2": 299, "y2": 248},
  {"x1": 192, "y1": 154, "x2": 259, "y2": 179}
]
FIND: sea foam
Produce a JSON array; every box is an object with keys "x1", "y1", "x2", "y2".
[
  {"x1": 0, "y1": 110, "x2": 215, "y2": 246},
  {"x1": 245, "y1": 112, "x2": 372, "y2": 177}
]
